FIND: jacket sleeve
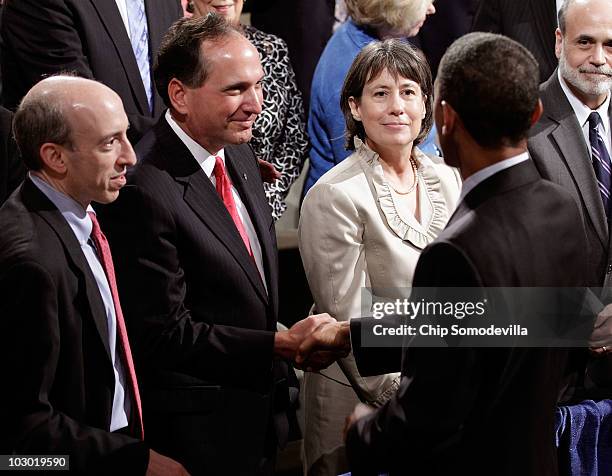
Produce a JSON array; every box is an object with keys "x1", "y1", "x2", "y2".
[{"x1": 345, "y1": 241, "x2": 483, "y2": 474}]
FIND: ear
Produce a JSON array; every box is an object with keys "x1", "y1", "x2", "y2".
[
  {"x1": 421, "y1": 95, "x2": 427, "y2": 119},
  {"x1": 440, "y1": 100, "x2": 457, "y2": 136},
  {"x1": 39, "y1": 142, "x2": 68, "y2": 175},
  {"x1": 348, "y1": 96, "x2": 362, "y2": 121},
  {"x1": 554, "y1": 28, "x2": 563, "y2": 60},
  {"x1": 530, "y1": 99, "x2": 544, "y2": 126},
  {"x1": 168, "y1": 78, "x2": 189, "y2": 115}
]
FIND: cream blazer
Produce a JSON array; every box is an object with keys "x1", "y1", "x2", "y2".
[{"x1": 298, "y1": 140, "x2": 461, "y2": 473}]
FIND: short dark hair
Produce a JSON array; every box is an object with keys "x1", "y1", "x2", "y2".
[
  {"x1": 340, "y1": 39, "x2": 433, "y2": 151},
  {"x1": 13, "y1": 88, "x2": 72, "y2": 171},
  {"x1": 154, "y1": 13, "x2": 241, "y2": 108},
  {"x1": 436, "y1": 32, "x2": 540, "y2": 148}
]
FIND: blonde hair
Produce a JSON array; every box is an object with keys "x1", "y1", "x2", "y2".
[{"x1": 345, "y1": 0, "x2": 430, "y2": 34}]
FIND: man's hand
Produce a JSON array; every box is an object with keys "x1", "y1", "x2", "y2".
[
  {"x1": 295, "y1": 320, "x2": 351, "y2": 370},
  {"x1": 147, "y1": 450, "x2": 190, "y2": 476},
  {"x1": 258, "y1": 159, "x2": 281, "y2": 184},
  {"x1": 274, "y1": 314, "x2": 336, "y2": 361},
  {"x1": 343, "y1": 403, "x2": 374, "y2": 441},
  {"x1": 589, "y1": 303, "x2": 612, "y2": 355}
]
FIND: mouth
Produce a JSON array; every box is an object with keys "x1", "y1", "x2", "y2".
[
  {"x1": 110, "y1": 171, "x2": 127, "y2": 187},
  {"x1": 211, "y1": 3, "x2": 234, "y2": 13},
  {"x1": 579, "y1": 69, "x2": 612, "y2": 78},
  {"x1": 383, "y1": 123, "x2": 410, "y2": 129}
]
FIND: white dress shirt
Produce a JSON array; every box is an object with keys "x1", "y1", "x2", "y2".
[
  {"x1": 114, "y1": 0, "x2": 131, "y2": 39},
  {"x1": 460, "y1": 152, "x2": 530, "y2": 202},
  {"x1": 558, "y1": 70, "x2": 612, "y2": 157},
  {"x1": 30, "y1": 173, "x2": 131, "y2": 432},
  {"x1": 165, "y1": 111, "x2": 268, "y2": 292}
]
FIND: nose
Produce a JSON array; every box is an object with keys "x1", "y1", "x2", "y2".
[
  {"x1": 120, "y1": 137, "x2": 137, "y2": 167},
  {"x1": 591, "y1": 44, "x2": 606, "y2": 66},
  {"x1": 244, "y1": 85, "x2": 264, "y2": 115},
  {"x1": 389, "y1": 91, "x2": 405, "y2": 115},
  {"x1": 426, "y1": 1, "x2": 436, "y2": 15}
]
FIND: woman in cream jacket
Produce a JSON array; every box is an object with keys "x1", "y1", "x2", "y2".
[{"x1": 299, "y1": 39, "x2": 461, "y2": 475}]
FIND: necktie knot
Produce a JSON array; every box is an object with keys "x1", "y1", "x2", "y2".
[
  {"x1": 589, "y1": 112, "x2": 602, "y2": 131},
  {"x1": 213, "y1": 156, "x2": 226, "y2": 181},
  {"x1": 88, "y1": 211, "x2": 103, "y2": 242}
]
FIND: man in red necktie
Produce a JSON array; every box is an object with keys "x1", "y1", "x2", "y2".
[
  {"x1": 0, "y1": 75, "x2": 187, "y2": 475},
  {"x1": 98, "y1": 14, "x2": 337, "y2": 476}
]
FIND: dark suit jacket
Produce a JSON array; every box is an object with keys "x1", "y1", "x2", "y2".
[
  {"x1": 411, "y1": 0, "x2": 478, "y2": 79},
  {"x1": 529, "y1": 71, "x2": 612, "y2": 395},
  {"x1": 472, "y1": 0, "x2": 557, "y2": 82},
  {"x1": 250, "y1": 0, "x2": 335, "y2": 113},
  {"x1": 0, "y1": 178, "x2": 148, "y2": 475},
  {"x1": 99, "y1": 117, "x2": 295, "y2": 475},
  {"x1": 0, "y1": 105, "x2": 23, "y2": 204},
  {"x1": 0, "y1": 0, "x2": 182, "y2": 143},
  {"x1": 346, "y1": 160, "x2": 588, "y2": 475}
]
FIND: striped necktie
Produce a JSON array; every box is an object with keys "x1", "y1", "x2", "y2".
[
  {"x1": 588, "y1": 112, "x2": 612, "y2": 220},
  {"x1": 126, "y1": 0, "x2": 153, "y2": 112}
]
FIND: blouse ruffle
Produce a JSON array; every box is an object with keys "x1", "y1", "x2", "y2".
[{"x1": 355, "y1": 138, "x2": 451, "y2": 250}]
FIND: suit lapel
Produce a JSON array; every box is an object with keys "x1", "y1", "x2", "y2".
[
  {"x1": 542, "y1": 75, "x2": 608, "y2": 247},
  {"x1": 225, "y1": 147, "x2": 278, "y2": 310},
  {"x1": 23, "y1": 179, "x2": 113, "y2": 363},
  {"x1": 89, "y1": 0, "x2": 150, "y2": 116},
  {"x1": 154, "y1": 121, "x2": 269, "y2": 304}
]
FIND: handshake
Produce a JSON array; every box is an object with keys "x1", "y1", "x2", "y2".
[{"x1": 274, "y1": 314, "x2": 352, "y2": 370}]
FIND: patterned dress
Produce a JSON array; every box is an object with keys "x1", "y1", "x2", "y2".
[{"x1": 243, "y1": 25, "x2": 309, "y2": 220}]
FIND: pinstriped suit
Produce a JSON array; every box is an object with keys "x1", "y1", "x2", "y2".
[
  {"x1": 1, "y1": 0, "x2": 182, "y2": 143},
  {"x1": 472, "y1": 0, "x2": 557, "y2": 82},
  {"x1": 99, "y1": 117, "x2": 295, "y2": 475}
]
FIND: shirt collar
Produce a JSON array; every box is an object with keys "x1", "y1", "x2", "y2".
[
  {"x1": 165, "y1": 110, "x2": 226, "y2": 179},
  {"x1": 459, "y1": 152, "x2": 530, "y2": 201},
  {"x1": 558, "y1": 69, "x2": 611, "y2": 134},
  {"x1": 29, "y1": 172, "x2": 94, "y2": 245}
]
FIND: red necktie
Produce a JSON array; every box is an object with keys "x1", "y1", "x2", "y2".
[
  {"x1": 213, "y1": 156, "x2": 253, "y2": 255},
  {"x1": 88, "y1": 211, "x2": 144, "y2": 439}
]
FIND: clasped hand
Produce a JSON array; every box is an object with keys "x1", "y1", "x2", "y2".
[{"x1": 275, "y1": 316, "x2": 351, "y2": 370}]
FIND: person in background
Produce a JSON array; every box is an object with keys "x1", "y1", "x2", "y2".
[
  {"x1": 249, "y1": 0, "x2": 336, "y2": 113},
  {"x1": 1, "y1": 0, "x2": 182, "y2": 144},
  {"x1": 189, "y1": 0, "x2": 309, "y2": 220},
  {"x1": 304, "y1": 0, "x2": 438, "y2": 195},
  {"x1": 471, "y1": 0, "x2": 559, "y2": 83},
  {"x1": 0, "y1": 75, "x2": 187, "y2": 476},
  {"x1": 299, "y1": 39, "x2": 460, "y2": 476}
]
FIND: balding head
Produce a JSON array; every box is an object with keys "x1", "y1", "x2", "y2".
[
  {"x1": 14, "y1": 76, "x2": 123, "y2": 170},
  {"x1": 555, "y1": 0, "x2": 612, "y2": 108},
  {"x1": 14, "y1": 75, "x2": 136, "y2": 208}
]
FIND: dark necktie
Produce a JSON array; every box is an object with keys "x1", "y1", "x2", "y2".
[
  {"x1": 213, "y1": 156, "x2": 253, "y2": 256},
  {"x1": 88, "y1": 211, "x2": 144, "y2": 439},
  {"x1": 588, "y1": 112, "x2": 612, "y2": 220}
]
